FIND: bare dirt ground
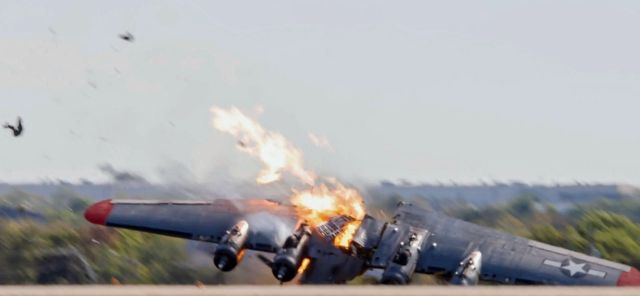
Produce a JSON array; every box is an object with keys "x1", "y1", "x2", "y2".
[{"x1": 0, "y1": 286, "x2": 639, "y2": 296}]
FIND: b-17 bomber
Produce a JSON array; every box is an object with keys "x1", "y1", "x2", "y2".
[{"x1": 84, "y1": 198, "x2": 640, "y2": 286}]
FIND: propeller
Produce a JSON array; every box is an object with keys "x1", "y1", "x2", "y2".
[
  {"x1": 256, "y1": 253, "x2": 274, "y2": 268},
  {"x1": 257, "y1": 253, "x2": 288, "y2": 285}
]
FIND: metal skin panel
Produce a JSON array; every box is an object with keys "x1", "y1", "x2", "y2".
[
  {"x1": 370, "y1": 223, "x2": 408, "y2": 268},
  {"x1": 394, "y1": 203, "x2": 628, "y2": 285},
  {"x1": 352, "y1": 215, "x2": 386, "y2": 254},
  {"x1": 302, "y1": 235, "x2": 366, "y2": 284},
  {"x1": 102, "y1": 199, "x2": 298, "y2": 253},
  {"x1": 378, "y1": 226, "x2": 428, "y2": 284}
]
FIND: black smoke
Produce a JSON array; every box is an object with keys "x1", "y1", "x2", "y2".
[{"x1": 98, "y1": 164, "x2": 147, "y2": 184}]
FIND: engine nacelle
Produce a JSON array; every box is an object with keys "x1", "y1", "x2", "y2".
[
  {"x1": 450, "y1": 250, "x2": 482, "y2": 286},
  {"x1": 213, "y1": 220, "x2": 249, "y2": 272},
  {"x1": 381, "y1": 230, "x2": 426, "y2": 285},
  {"x1": 271, "y1": 224, "x2": 312, "y2": 282}
]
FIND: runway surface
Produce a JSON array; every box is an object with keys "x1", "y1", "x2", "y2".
[{"x1": 0, "y1": 286, "x2": 639, "y2": 296}]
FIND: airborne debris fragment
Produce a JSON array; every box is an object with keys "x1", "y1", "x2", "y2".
[
  {"x1": 3, "y1": 117, "x2": 23, "y2": 137},
  {"x1": 118, "y1": 31, "x2": 134, "y2": 42}
]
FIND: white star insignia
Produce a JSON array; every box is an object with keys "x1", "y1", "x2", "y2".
[{"x1": 562, "y1": 259, "x2": 587, "y2": 277}]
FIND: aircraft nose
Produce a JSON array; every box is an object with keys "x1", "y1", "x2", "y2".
[{"x1": 84, "y1": 199, "x2": 113, "y2": 225}]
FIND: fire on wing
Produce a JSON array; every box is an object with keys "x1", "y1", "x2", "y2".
[
  {"x1": 211, "y1": 106, "x2": 367, "y2": 251},
  {"x1": 211, "y1": 187, "x2": 367, "y2": 282},
  {"x1": 290, "y1": 184, "x2": 366, "y2": 249},
  {"x1": 210, "y1": 106, "x2": 368, "y2": 282}
]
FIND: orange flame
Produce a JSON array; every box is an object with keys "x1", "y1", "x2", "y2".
[
  {"x1": 211, "y1": 106, "x2": 315, "y2": 185},
  {"x1": 291, "y1": 183, "x2": 365, "y2": 249},
  {"x1": 291, "y1": 183, "x2": 365, "y2": 227},
  {"x1": 297, "y1": 258, "x2": 311, "y2": 274},
  {"x1": 334, "y1": 221, "x2": 360, "y2": 249},
  {"x1": 211, "y1": 106, "x2": 366, "y2": 249}
]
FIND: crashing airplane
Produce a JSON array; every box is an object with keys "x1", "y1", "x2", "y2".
[{"x1": 84, "y1": 198, "x2": 640, "y2": 285}]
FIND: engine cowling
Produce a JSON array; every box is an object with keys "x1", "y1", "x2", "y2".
[
  {"x1": 380, "y1": 230, "x2": 426, "y2": 285},
  {"x1": 450, "y1": 251, "x2": 482, "y2": 286},
  {"x1": 213, "y1": 220, "x2": 249, "y2": 272},
  {"x1": 271, "y1": 224, "x2": 311, "y2": 282}
]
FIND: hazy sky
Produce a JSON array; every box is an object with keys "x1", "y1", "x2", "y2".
[{"x1": 1, "y1": 1, "x2": 640, "y2": 185}]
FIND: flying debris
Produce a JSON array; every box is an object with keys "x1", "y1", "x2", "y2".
[
  {"x1": 3, "y1": 117, "x2": 23, "y2": 137},
  {"x1": 118, "y1": 31, "x2": 134, "y2": 42}
]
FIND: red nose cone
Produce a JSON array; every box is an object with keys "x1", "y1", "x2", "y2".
[
  {"x1": 618, "y1": 267, "x2": 640, "y2": 286},
  {"x1": 84, "y1": 199, "x2": 113, "y2": 225}
]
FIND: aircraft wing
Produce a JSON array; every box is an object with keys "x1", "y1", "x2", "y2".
[
  {"x1": 392, "y1": 203, "x2": 640, "y2": 286},
  {"x1": 84, "y1": 199, "x2": 299, "y2": 253}
]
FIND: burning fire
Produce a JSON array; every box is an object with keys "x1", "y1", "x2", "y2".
[
  {"x1": 291, "y1": 183, "x2": 365, "y2": 249},
  {"x1": 297, "y1": 258, "x2": 311, "y2": 274},
  {"x1": 211, "y1": 106, "x2": 315, "y2": 185},
  {"x1": 211, "y1": 106, "x2": 366, "y2": 249},
  {"x1": 334, "y1": 222, "x2": 360, "y2": 248},
  {"x1": 290, "y1": 184, "x2": 365, "y2": 226}
]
